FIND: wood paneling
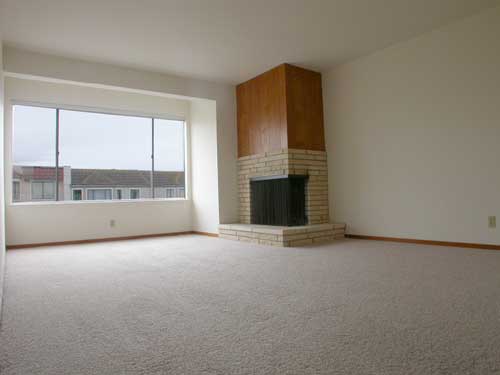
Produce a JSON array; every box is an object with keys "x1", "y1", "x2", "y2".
[
  {"x1": 346, "y1": 234, "x2": 500, "y2": 251},
  {"x1": 236, "y1": 63, "x2": 325, "y2": 157},
  {"x1": 285, "y1": 64, "x2": 325, "y2": 151},
  {"x1": 237, "y1": 65, "x2": 288, "y2": 157}
]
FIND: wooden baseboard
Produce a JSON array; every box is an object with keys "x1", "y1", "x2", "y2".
[
  {"x1": 7, "y1": 230, "x2": 219, "y2": 250},
  {"x1": 346, "y1": 234, "x2": 500, "y2": 251},
  {"x1": 192, "y1": 231, "x2": 219, "y2": 238}
]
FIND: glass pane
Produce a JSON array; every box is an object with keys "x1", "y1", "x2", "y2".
[
  {"x1": 154, "y1": 119, "x2": 185, "y2": 198},
  {"x1": 12, "y1": 105, "x2": 57, "y2": 202},
  {"x1": 59, "y1": 110, "x2": 151, "y2": 201}
]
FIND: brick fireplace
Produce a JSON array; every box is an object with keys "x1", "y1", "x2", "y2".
[
  {"x1": 238, "y1": 149, "x2": 329, "y2": 225},
  {"x1": 219, "y1": 63, "x2": 345, "y2": 246}
]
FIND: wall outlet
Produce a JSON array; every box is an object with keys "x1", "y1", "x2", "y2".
[
  {"x1": 488, "y1": 216, "x2": 496, "y2": 229},
  {"x1": 110, "y1": 219, "x2": 116, "y2": 228}
]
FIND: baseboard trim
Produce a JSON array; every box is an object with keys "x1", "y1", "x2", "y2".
[
  {"x1": 7, "y1": 230, "x2": 219, "y2": 250},
  {"x1": 346, "y1": 234, "x2": 500, "y2": 251},
  {"x1": 192, "y1": 231, "x2": 219, "y2": 238}
]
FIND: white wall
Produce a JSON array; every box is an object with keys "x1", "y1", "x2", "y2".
[
  {"x1": 324, "y1": 6, "x2": 500, "y2": 244},
  {"x1": 190, "y1": 99, "x2": 219, "y2": 233},
  {"x1": 3, "y1": 46, "x2": 239, "y2": 227},
  {"x1": 4, "y1": 77, "x2": 193, "y2": 245},
  {"x1": 7, "y1": 200, "x2": 191, "y2": 245},
  {"x1": 0, "y1": 40, "x2": 5, "y2": 310}
]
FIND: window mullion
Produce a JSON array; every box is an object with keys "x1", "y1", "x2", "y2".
[
  {"x1": 55, "y1": 108, "x2": 60, "y2": 201},
  {"x1": 151, "y1": 118, "x2": 155, "y2": 199}
]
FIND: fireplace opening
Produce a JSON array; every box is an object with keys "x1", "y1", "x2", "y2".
[{"x1": 250, "y1": 175, "x2": 308, "y2": 226}]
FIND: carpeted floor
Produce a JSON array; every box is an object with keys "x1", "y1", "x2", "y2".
[{"x1": 1, "y1": 235, "x2": 500, "y2": 374}]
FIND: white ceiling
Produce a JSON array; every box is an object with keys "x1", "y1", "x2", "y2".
[{"x1": 1, "y1": 0, "x2": 498, "y2": 84}]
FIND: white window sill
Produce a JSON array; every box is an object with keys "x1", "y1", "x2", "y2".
[{"x1": 9, "y1": 198, "x2": 189, "y2": 207}]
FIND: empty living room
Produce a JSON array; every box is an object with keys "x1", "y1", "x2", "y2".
[{"x1": 1, "y1": 1, "x2": 500, "y2": 374}]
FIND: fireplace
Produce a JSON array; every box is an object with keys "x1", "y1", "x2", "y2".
[
  {"x1": 250, "y1": 175, "x2": 308, "y2": 226},
  {"x1": 219, "y1": 64, "x2": 346, "y2": 246}
]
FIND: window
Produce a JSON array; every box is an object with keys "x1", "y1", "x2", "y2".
[
  {"x1": 72, "y1": 189, "x2": 82, "y2": 201},
  {"x1": 12, "y1": 105, "x2": 186, "y2": 203},
  {"x1": 12, "y1": 106, "x2": 57, "y2": 202},
  {"x1": 12, "y1": 181, "x2": 21, "y2": 202},
  {"x1": 130, "y1": 189, "x2": 140, "y2": 199},
  {"x1": 115, "y1": 189, "x2": 122, "y2": 200},
  {"x1": 87, "y1": 189, "x2": 112, "y2": 200},
  {"x1": 32, "y1": 181, "x2": 55, "y2": 200},
  {"x1": 154, "y1": 119, "x2": 185, "y2": 198}
]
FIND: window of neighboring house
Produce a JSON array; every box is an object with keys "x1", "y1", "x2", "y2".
[
  {"x1": 115, "y1": 189, "x2": 123, "y2": 200},
  {"x1": 12, "y1": 181, "x2": 21, "y2": 202},
  {"x1": 12, "y1": 104, "x2": 186, "y2": 203},
  {"x1": 72, "y1": 189, "x2": 83, "y2": 201},
  {"x1": 166, "y1": 187, "x2": 176, "y2": 198},
  {"x1": 87, "y1": 189, "x2": 112, "y2": 200},
  {"x1": 130, "y1": 189, "x2": 140, "y2": 200},
  {"x1": 32, "y1": 181, "x2": 56, "y2": 200},
  {"x1": 165, "y1": 187, "x2": 185, "y2": 198}
]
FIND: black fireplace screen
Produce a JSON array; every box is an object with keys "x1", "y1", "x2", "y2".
[{"x1": 250, "y1": 175, "x2": 307, "y2": 226}]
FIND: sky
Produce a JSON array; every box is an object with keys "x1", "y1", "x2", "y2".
[{"x1": 13, "y1": 105, "x2": 185, "y2": 171}]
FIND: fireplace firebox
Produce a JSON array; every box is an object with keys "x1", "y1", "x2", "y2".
[{"x1": 250, "y1": 175, "x2": 308, "y2": 226}]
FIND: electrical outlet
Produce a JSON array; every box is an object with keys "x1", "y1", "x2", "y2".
[
  {"x1": 488, "y1": 216, "x2": 496, "y2": 229},
  {"x1": 110, "y1": 219, "x2": 116, "y2": 228}
]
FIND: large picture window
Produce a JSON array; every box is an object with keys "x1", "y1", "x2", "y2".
[{"x1": 12, "y1": 104, "x2": 186, "y2": 203}]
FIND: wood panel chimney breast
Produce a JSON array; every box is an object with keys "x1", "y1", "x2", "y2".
[{"x1": 237, "y1": 64, "x2": 325, "y2": 157}]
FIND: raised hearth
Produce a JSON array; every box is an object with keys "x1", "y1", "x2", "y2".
[{"x1": 219, "y1": 223, "x2": 346, "y2": 247}]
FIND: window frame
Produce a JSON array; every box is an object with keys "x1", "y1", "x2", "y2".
[{"x1": 10, "y1": 101, "x2": 188, "y2": 205}]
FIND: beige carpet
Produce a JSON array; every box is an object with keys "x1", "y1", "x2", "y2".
[{"x1": 1, "y1": 235, "x2": 500, "y2": 374}]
